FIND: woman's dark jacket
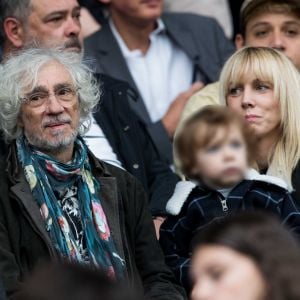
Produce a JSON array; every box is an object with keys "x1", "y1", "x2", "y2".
[{"x1": 0, "y1": 145, "x2": 186, "y2": 300}]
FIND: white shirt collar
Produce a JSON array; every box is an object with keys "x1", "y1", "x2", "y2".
[{"x1": 109, "y1": 18, "x2": 166, "y2": 58}]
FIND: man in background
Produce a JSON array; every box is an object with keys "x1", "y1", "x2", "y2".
[{"x1": 84, "y1": 0, "x2": 234, "y2": 165}]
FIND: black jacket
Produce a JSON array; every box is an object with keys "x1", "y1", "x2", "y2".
[
  {"x1": 93, "y1": 74, "x2": 179, "y2": 216},
  {"x1": 0, "y1": 144, "x2": 186, "y2": 300}
]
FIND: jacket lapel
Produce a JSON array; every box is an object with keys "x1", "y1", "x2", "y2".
[
  {"x1": 162, "y1": 14, "x2": 217, "y2": 83},
  {"x1": 10, "y1": 181, "x2": 56, "y2": 257},
  {"x1": 85, "y1": 24, "x2": 152, "y2": 123}
]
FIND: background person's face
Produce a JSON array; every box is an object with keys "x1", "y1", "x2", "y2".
[
  {"x1": 192, "y1": 125, "x2": 248, "y2": 189},
  {"x1": 226, "y1": 75, "x2": 281, "y2": 140},
  {"x1": 105, "y1": 0, "x2": 163, "y2": 24},
  {"x1": 24, "y1": 0, "x2": 82, "y2": 52},
  {"x1": 191, "y1": 245, "x2": 266, "y2": 300},
  {"x1": 19, "y1": 61, "x2": 80, "y2": 153},
  {"x1": 238, "y1": 13, "x2": 300, "y2": 70}
]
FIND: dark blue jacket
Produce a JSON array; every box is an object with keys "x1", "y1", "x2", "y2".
[{"x1": 159, "y1": 171, "x2": 300, "y2": 292}]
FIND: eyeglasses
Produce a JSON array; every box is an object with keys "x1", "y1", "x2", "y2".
[{"x1": 21, "y1": 86, "x2": 80, "y2": 108}]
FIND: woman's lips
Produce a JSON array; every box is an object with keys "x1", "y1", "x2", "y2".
[{"x1": 245, "y1": 114, "x2": 260, "y2": 122}]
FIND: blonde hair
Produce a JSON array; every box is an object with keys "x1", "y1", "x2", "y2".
[{"x1": 219, "y1": 47, "x2": 300, "y2": 189}]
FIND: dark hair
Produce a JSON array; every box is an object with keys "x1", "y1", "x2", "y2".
[
  {"x1": 15, "y1": 262, "x2": 138, "y2": 300},
  {"x1": 175, "y1": 105, "x2": 253, "y2": 180},
  {"x1": 192, "y1": 212, "x2": 300, "y2": 300},
  {"x1": 240, "y1": 0, "x2": 300, "y2": 36},
  {"x1": 0, "y1": 0, "x2": 31, "y2": 45}
]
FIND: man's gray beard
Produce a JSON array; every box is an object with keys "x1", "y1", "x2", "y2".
[{"x1": 25, "y1": 129, "x2": 78, "y2": 155}]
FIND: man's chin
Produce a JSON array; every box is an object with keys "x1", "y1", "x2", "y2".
[{"x1": 26, "y1": 132, "x2": 77, "y2": 153}]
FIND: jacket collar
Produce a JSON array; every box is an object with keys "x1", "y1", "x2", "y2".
[{"x1": 166, "y1": 168, "x2": 289, "y2": 216}]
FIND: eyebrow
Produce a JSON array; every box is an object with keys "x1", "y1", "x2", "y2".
[
  {"x1": 26, "y1": 86, "x2": 48, "y2": 96},
  {"x1": 53, "y1": 82, "x2": 74, "y2": 91},
  {"x1": 249, "y1": 20, "x2": 300, "y2": 31},
  {"x1": 42, "y1": 6, "x2": 81, "y2": 22},
  {"x1": 27, "y1": 82, "x2": 73, "y2": 94},
  {"x1": 282, "y1": 21, "x2": 300, "y2": 27}
]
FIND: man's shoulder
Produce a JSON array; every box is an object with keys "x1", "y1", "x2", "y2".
[{"x1": 162, "y1": 12, "x2": 219, "y2": 28}]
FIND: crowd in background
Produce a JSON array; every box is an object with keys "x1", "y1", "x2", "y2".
[{"x1": 0, "y1": 0, "x2": 300, "y2": 300}]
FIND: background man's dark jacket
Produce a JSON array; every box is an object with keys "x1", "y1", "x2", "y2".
[{"x1": 94, "y1": 74, "x2": 179, "y2": 216}]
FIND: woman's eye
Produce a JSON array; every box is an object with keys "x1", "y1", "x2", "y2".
[
  {"x1": 228, "y1": 87, "x2": 242, "y2": 96},
  {"x1": 256, "y1": 84, "x2": 270, "y2": 91}
]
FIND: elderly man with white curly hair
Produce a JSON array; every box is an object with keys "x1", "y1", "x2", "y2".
[{"x1": 0, "y1": 48, "x2": 186, "y2": 300}]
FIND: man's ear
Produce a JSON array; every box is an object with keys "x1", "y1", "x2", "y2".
[
  {"x1": 3, "y1": 17, "x2": 25, "y2": 48},
  {"x1": 235, "y1": 34, "x2": 245, "y2": 49}
]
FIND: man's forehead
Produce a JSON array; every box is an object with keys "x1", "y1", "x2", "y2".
[
  {"x1": 247, "y1": 12, "x2": 300, "y2": 29},
  {"x1": 30, "y1": 0, "x2": 80, "y2": 14},
  {"x1": 24, "y1": 62, "x2": 73, "y2": 89}
]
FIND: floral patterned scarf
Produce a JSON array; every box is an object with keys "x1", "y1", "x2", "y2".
[{"x1": 16, "y1": 136, "x2": 124, "y2": 280}]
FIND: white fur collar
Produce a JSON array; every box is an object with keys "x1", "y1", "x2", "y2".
[
  {"x1": 166, "y1": 181, "x2": 197, "y2": 216},
  {"x1": 166, "y1": 169, "x2": 289, "y2": 216},
  {"x1": 244, "y1": 169, "x2": 289, "y2": 190}
]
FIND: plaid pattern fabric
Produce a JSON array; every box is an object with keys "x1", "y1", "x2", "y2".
[{"x1": 159, "y1": 179, "x2": 300, "y2": 292}]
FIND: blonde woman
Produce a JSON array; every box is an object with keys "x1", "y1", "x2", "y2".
[{"x1": 219, "y1": 46, "x2": 300, "y2": 202}]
